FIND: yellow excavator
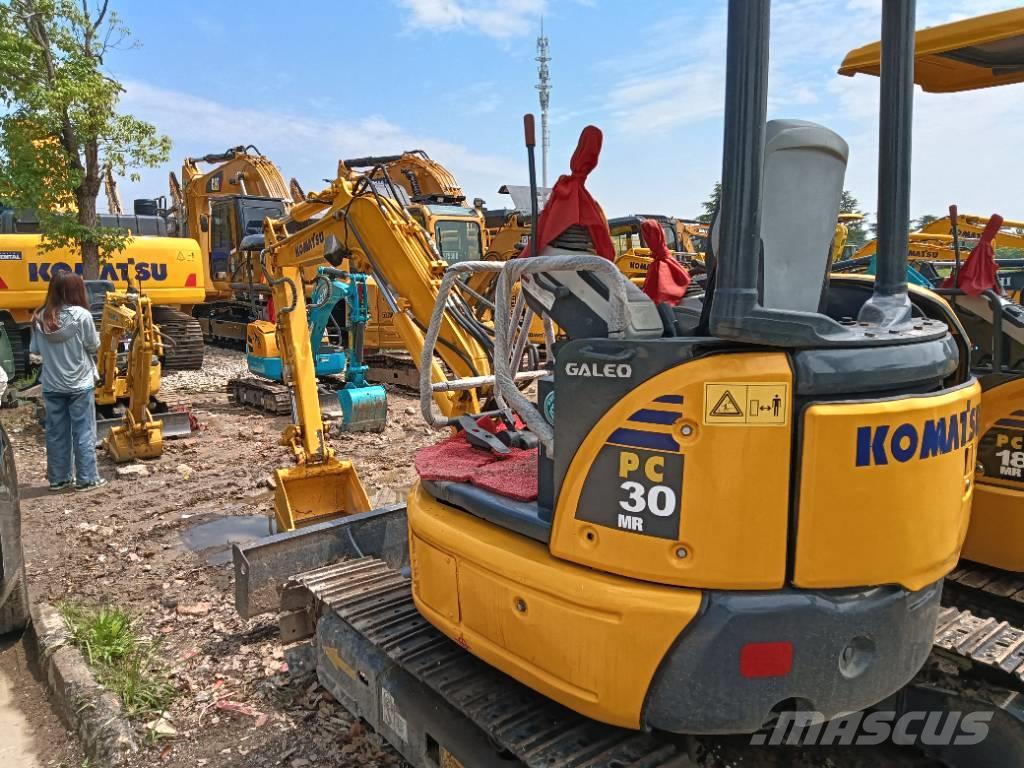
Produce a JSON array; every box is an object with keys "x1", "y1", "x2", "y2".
[
  {"x1": 253, "y1": 164, "x2": 542, "y2": 530},
  {"x1": 338, "y1": 151, "x2": 489, "y2": 371},
  {"x1": 233, "y1": 3, "x2": 1014, "y2": 764},
  {"x1": 165, "y1": 145, "x2": 296, "y2": 345},
  {"x1": 93, "y1": 281, "x2": 192, "y2": 460}
]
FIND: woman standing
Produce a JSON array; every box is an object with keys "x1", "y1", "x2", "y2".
[{"x1": 30, "y1": 271, "x2": 106, "y2": 491}]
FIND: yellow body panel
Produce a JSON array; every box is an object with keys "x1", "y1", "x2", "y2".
[
  {"x1": 0, "y1": 234, "x2": 206, "y2": 323},
  {"x1": 794, "y1": 382, "x2": 980, "y2": 590},
  {"x1": 408, "y1": 483, "x2": 702, "y2": 729},
  {"x1": 550, "y1": 353, "x2": 792, "y2": 589},
  {"x1": 963, "y1": 376, "x2": 1024, "y2": 571}
]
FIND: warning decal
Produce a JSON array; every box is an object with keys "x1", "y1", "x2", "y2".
[{"x1": 704, "y1": 382, "x2": 789, "y2": 426}]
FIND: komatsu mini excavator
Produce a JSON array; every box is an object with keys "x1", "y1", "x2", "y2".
[
  {"x1": 237, "y1": 264, "x2": 387, "y2": 432},
  {"x1": 93, "y1": 282, "x2": 192, "y2": 460},
  {"x1": 840, "y1": 7, "x2": 1024, "y2": 719},
  {"x1": 232, "y1": 3, "x2": 1017, "y2": 765}
]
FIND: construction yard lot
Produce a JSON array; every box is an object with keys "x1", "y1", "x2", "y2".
[{"x1": 2, "y1": 347, "x2": 433, "y2": 767}]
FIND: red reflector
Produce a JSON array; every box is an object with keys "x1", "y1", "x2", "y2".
[
  {"x1": 184, "y1": 273, "x2": 197, "y2": 288},
  {"x1": 740, "y1": 642, "x2": 793, "y2": 679},
  {"x1": 0, "y1": 276, "x2": 7, "y2": 289}
]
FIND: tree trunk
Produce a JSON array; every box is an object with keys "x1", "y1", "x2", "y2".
[{"x1": 77, "y1": 191, "x2": 100, "y2": 279}]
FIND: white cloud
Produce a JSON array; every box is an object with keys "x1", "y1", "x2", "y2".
[
  {"x1": 578, "y1": 0, "x2": 1024, "y2": 220},
  {"x1": 113, "y1": 80, "x2": 522, "y2": 210},
  {"x1": 395, "y1": 0, "x2": 545, "y2": 39}
]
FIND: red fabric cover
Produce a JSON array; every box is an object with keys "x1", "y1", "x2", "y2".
[
  {"x1": 526, "y1": 125, "x2": 615, "y2": 261},
  {"x1": 941, "y1": 214, "x2": 1004, "y2": 296},
  {"x1": 640, "y1": 219, "x2": 691, "y2": 305},
  {"x1": 414, "y1": 434, "x2": 539, "y2": 502},
  {"x1": 471, "y1": 448, "x2": 538, "y2": 502},
  {"x1": 414, "y1": 435, "x2": 496, "y2": 483}
]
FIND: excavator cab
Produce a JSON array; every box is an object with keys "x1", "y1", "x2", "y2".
[{"x1": 409, "y1": 0, "x2": 978, "y2": 733}]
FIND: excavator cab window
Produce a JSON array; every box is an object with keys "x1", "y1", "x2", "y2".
[
  {"x1": 209, "y1": 201, "x2": 234, "y2": 280},
  {"x1": 610, "y1": 228, "x2": 641, "y2": 258},
  {"x1": 434, "y1": 219, "x2": 482, "y2": 264}
]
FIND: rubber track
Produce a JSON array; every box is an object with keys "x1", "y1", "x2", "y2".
[
  {"x1": 227, "y1": 377, "x2": 291, "y2": 415},
  {"x1": 939, "y1": 562, "x2": 1024, "y2": 691},
  {"x1": 153, "y1": 307, "x2": 205, "y2": 370},
  {"x1": 294, "y1": 557, "x2": 689, "y2": 768}
]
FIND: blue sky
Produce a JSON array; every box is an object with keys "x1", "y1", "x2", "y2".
[{"x1": 106, "y1": 0, "x2": 1024, "y2": 225}]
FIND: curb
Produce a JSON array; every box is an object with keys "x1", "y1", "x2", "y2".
[{"x1": 24, "y1": 600, "x2": 139, "y2": 767}]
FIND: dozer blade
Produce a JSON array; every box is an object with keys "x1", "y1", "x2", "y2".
[
  {"x1": 96, "y1": 410, "x2": 193, "y2": 444},
  {"x1": 95, "y1": 416, "x2": 123, "y2": 445},
  {"x1": 274, "y1": 458, "x2": 371, "y2": 532},
  {"x1": 318, "y1": 388, "x2": 343, "y2": 418},
  {"x1": 337, "y1": 385, "x2": 387, "y2": 433},
  {"x1": 159, "y1": 410, "x2": 194, "y2": 439}
]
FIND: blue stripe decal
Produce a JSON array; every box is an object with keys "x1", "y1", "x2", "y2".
[
  {"x1": 628, "y1": 409, "x2": 681, "y2": 426},
  {"x1": 994, "y1": 419, "x2": 1024, "y2": 429},
  {"x1": 608, "y1": 428, "x2": 680, "y2": 452},
  {"x1": 1013, "y1": 410, "x2": 1024, "y2": 417},
  {"x1": 655, "y1": 395, "x2": 684, "y2": 405}
]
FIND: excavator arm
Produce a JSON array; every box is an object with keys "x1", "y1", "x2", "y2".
[
  {"x1": 95, "y1": 298, "x2": 138, "y2": 407},
  {"x1": 344, "y1": 150, "x2": 465, "y2": 204},
  {"x1": 267, "y1": 169, "x2": 494, "y2": 418}
]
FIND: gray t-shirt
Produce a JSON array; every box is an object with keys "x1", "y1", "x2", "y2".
[{"x1": 30, "y1": 306, "x2": 100, "y2": 393}]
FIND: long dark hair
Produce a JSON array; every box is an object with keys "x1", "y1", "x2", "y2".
[{"x1": 35, "y1": 271, "x2": 89, "y2": 332}]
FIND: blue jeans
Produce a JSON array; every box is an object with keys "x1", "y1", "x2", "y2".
[{"x1": 43, "y1": 388, "x2": 99, "y2": 485}]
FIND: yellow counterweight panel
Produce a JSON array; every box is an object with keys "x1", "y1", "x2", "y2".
[
  {"x1": 0, "y1": 234, "x2": 207, "y2": 314},
  {"x1": 794, "y1": 381, "x2": 981, "y2": 591},
  {"x1": 361, "y1": 278, "x2": 403, "y2": 353},
  {"x1": 962, "y1": 376, "x2": 1024, "y2": 571},
  {"x1": 407, "y1": 483, "x2": 702, "y2": 729},
  {"x1": 246, "y1": 320, "x2": 278, "y2": 358},
  {"x1": 550, "y1": 352, "x2": 793, "y2": 589}
]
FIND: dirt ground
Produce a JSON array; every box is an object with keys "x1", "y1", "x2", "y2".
[{"x1": 4, "y1": 347, "x2": 431, "y2": 767}]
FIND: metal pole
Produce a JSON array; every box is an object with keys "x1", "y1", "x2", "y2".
[
  {"x1": 524, "y1": 115, "x2": 540, "y2": 257},
  {"x1": 949, "y1": 204, "x2": 962, "y2": 284},
  {"x1": 867, "y1": 0, "x2": 915, "y2": 314},
  {"x1": 709, "y1": 0, "x2": 770, "y2": 330}
]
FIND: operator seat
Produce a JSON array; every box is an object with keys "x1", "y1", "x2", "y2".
[
  {"x1": 520, "y1": 226, "x2": 665, "y2": 340},
  {"x1": 691, "y1": 119, "x2": 849, "y2": 334},
  {"x1": 524, "y1": 120, "x2": 849, "y2": 341}
]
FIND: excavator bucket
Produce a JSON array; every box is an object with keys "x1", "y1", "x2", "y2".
[
  {"x1": 337, "y1": 384, "x2": 387, "y2": 433},
  {"x1": 103, "y1": 420, "x2": 163, "y2": 463},
  {"x1": 273, "y1": 458, "x2": 372, "y2": 532}
]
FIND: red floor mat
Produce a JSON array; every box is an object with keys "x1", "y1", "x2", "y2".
[
  {"x1": 415, "y1": 434, "x2": 539, "y2": 501},
  {"x1": 415, "y1": 435, "x2": 496, "y2": 483},
  {"x1": 473, "y1": 449, "x2": 538, "y2": 501}
]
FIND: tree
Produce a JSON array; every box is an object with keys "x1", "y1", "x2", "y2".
[
  {"x1": 697, "y1": 181, "x2": 722, "y2": 224},
  {"x1": 911, "y1": 213, "x2": 939, "y2": 232},
  {"x1": 0, "y1": 1, "x2": 170, "y2": 278},
  {"x1": 839, "y1": 190, "x2": 869, "y2": 247}
]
